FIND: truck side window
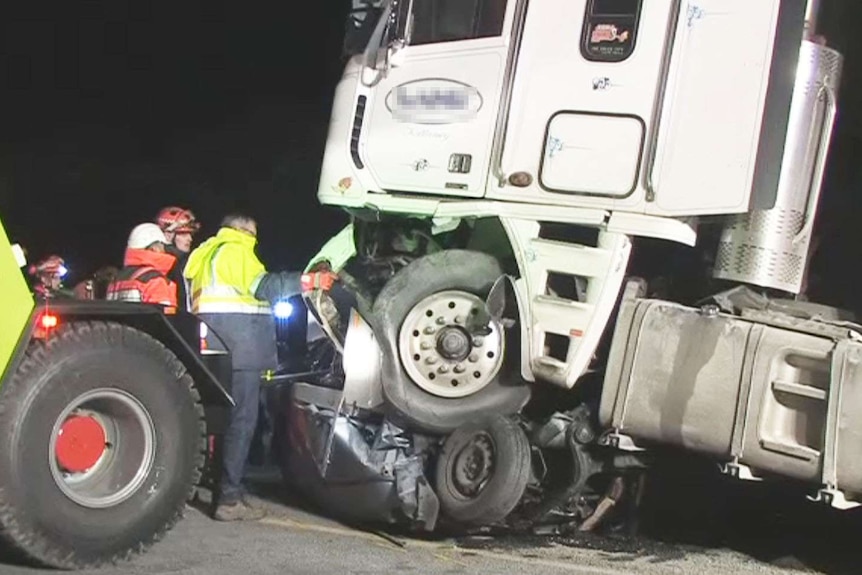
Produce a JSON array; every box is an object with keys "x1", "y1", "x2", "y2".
[
  {"x1": 410, "y1": 0, "x2": 508, "y2": 45},
  {"x1": 581, "y1": 0, "x2": 642, "y2": 63}
]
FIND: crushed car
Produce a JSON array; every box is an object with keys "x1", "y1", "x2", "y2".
[{"x1": 263, "y1": 270, "x2": 644, "y2": 535}]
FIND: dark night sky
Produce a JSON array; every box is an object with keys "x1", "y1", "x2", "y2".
[
  {"x1": 0, "y1": 0, "x2": 352, "y2": 276},
  {"x1": 1, "y1": 1, "x2": 861, "y2": 308}
]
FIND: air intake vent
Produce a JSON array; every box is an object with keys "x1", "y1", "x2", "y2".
[{"x1": 350, "y1": 95, "x2": 367, "y2": 170}]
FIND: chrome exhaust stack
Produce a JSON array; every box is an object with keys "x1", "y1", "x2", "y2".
[{"x1": 712, "y1": 1, "x2": 842, "y2": 295}]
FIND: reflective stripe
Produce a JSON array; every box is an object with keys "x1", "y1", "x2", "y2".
[
  {"x1": 249, "y1": 271, "x2": 266, "y2": 295},
  {"x1": 182, "y1": 278, "x2": 192, "y2": 311},
  {"x1": 188, "y1": 241, "x2": 272, "y2": 315},
  {"x1": 195, "y1": 302, "x2": 273, "y2": 314},
  {"x1": 201, "y1": 284, "x2": 243, "y2": 297},
  {"x1": 195, "y1": 291, "x2": 270, "y2": 309},
  {"x1": 106, "y1": 288, "x2": 143, "y2": 302},
  {"x1": 107, "y1": 288, "x2": 171, "y2": 306}
]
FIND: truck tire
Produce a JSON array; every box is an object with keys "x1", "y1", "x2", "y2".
[
  {"x1": 373, "y1": 250, "x2": 531, "y2": 434},
  {"x1": 434, "y1": 415, "x2": 531, "y2": 526},
  {"x1": 0, "y1": 321, "x2": 206, "y2": 569}
]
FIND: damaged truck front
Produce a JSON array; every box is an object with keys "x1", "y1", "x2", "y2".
[{"x1": 274, "y1": 0, "x2": 859, "y2": 533}]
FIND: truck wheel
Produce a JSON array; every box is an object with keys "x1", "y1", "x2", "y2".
[
  {"x1": 434, "y1": 415, "x2": 531, "y2": 526},
  {"x1": 373, "y1": 250, "x2": 531, "y2": 434},
  {"x1": 0, "y1": 321, "x2": 206, "y2": 569}
]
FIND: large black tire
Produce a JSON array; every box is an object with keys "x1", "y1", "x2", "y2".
[
  {"x1": 0, "y1": 321, "x2": 206, "y2": 569},
  {"x1": 434, "y1": 415, "x2": 531, "y2": 526},
  {"x1": 373, "y1": 250, "x2": 531, "y2": 434}
]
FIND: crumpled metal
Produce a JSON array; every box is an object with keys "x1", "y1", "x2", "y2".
[{"x1": 284, "y1": 392, "x2": 439, "y2": 530}]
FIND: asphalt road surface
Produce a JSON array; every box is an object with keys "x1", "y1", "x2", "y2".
[
  {"x1": 3, "y1": 468, "x2": 861, "y2": 575},
  {"x1": 0, "y1": 501, "x2": 805, "y2": 575}
]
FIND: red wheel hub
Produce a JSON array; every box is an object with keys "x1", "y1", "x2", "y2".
[{"x1": 55, "y1": 415, "x2": 107, "y2": 473}]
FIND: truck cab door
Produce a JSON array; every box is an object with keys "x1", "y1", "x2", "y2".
[{"x1": 359, "y1": 0, "x2": 515, "y2": 199}]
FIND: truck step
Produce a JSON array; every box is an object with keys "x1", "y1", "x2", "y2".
[
  {"x1": 534, "y1": 355, "x2": 568, "y2": 372},
  {"x1": 502, "y1": 218, "x2": 632, "y2": 389},
  {"x1": 529, "y1": 238, "x2": 613, "y2": 278},
  {"x1": 532, "y1": 295, "x2": 594, "y2": 336}
]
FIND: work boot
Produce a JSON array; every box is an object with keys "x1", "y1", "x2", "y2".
[{"x1": 213, "y1": 499, "x2": 266, "y2": 522}]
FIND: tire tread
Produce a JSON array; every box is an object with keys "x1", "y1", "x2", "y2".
[{"x1": 0, "y1": 321, "x2": 206, "y2": 569}]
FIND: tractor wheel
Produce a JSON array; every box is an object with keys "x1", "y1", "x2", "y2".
[
  {"x1": 434, "y1": 415, "x2": 532, "y2": 526},
  {"x1": 0, "y1": 321, "x2": 206, "y2": 569},
  {"x1": 373, "y1": 250, "x2": 531, "y2": 434}
]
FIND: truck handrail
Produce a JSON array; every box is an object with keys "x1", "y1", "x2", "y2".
[
  {"x1": 644, "y1": 0, "x2": 683, "y2": 203},
  {"x1": 793, "y1": 77, "x2": 837, "y2": 245}
]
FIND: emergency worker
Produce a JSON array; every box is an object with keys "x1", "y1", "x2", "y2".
[
  {"x1": 156, "y1": 206, "x2": 201, "y2": 309},
  {"x1": 106, "y1": 223, "x2": 178, "y2": 307},
  {"x1": 184, "y1": 213, "x2": 337, "y2": 521},
  {"x1": 71, "y1": 266, "x2": 120, "y2": 300},
  {"x1": 28, "y1": 255, "x2": 75, "y2": 300}
]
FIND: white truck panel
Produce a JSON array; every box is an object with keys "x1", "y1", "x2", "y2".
[
  {"x1": 648, "y1": 0, "x2": 782, "y2": 216},
  {"x1": 540, "y1": 113, "x2": 644, "y2": 197}
]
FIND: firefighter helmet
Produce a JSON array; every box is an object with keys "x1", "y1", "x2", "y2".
[
  {"x1": 128, "y1": 223, "x2": 168, "y2": 250},
  {"x1": 28, "y1": 255, "x2": 66, "y2": 278},
  {"x1": 156, "y1": 206, "x2": 200, "y2": 234}
]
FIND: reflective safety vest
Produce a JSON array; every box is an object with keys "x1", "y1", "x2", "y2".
[
  {"x1": 184, "y1": 227, "x2": 272, "y2": 315},
  {"x1": 106, "y1": 266, "x2": 176, "y2": 307}
]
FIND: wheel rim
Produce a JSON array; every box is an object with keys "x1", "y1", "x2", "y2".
[
  {"x1": 450, "y1": 431, "x2": 495, "y2": 499},
  {"x1": 398, "y1": 290, "x2": 505, "y2": 399},
  {"x1": 49, "y1": 388, "x2": 156, "y2": 509}
]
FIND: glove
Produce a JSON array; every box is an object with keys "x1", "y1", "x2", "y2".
[
  {"x1": 301, "y1": 271, "x2": 338, "y2": 292},
  {"x1": 307, "y1": 259, "x2": 332, "y2": 274}
]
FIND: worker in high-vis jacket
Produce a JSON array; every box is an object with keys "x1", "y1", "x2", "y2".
[{"x1": 184, "y1": 213, "x2": 337, "y2": 521}]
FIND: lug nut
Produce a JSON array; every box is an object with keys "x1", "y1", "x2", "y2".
[
  {"x1": 472, "y1": 337, "x2": 484, "y2": 347},
  {"x1": 420, "y1": 341, "x2": 432, "y2": 350},
  {"x1": 454, "y1": 364, "x2": 465, "y2": 374},
  {"x1": 454, "y1": 315, "x2": 464, "y2": 324},
  {"x1": 425, "y1": 356, "x2": 438, "y2": 365},
  {"x1": 438, "y1": 365, "x2": 450, "y2": 374},
  {"x1": 423, "y1": 326, "x2": 436, "y2": 335},
  {"x1": 469, "y1": 353, "x2": 479, "y2": 363},
  {"x1": 436, "y1": 316, "x2": 447, "y2": 325}
]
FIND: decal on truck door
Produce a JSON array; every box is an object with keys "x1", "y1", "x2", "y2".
[
  {"x1": 581, "y1": 0, "x2": 643, "y2": 63},
  {"x1": 385, "y1": 79, "x2": 483, "y2": 125}
]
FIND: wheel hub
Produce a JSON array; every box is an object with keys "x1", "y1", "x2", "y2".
[
  {"x1": 398, "y1": 290, "x2": 505, "y2": 399},
  {"x1": 452, "y1": 433, "x2": 494, "y2": 497},
  {"x1": 55, "y1": 415, "x2": 107, "y2": 473},
  {"x1": 49, "y1": 388, "x2": 156, "y2": 509},
  {"x1": 437, "y1": 327, "x2": 471, "y2": 361}
]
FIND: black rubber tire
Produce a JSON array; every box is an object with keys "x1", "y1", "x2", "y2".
[
  {"x1": 0, "y1": 321, "x2": 206, "y2": 569},
  {"x1": 373, "y1": 250, "x2": 531, "y2": 434},
  {"x1": 434, "y1": 415, "x2": 531, "y2": 526}
]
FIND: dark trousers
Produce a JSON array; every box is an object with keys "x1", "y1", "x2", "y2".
[{"x1": 219, "y1": 369, "x2": 261, "y2": 505}]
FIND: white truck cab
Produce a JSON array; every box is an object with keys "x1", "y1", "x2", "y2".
[{"x1": 298, "y1": 0, "x2": 860, "y2": 528}]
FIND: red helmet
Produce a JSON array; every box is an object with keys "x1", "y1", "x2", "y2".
[
  {"x1": 156, "y1": 206, "x2": 200, "y2": 234},
  {"x1": 28, "y1": 255, "x2": 66, "y2": 278}
]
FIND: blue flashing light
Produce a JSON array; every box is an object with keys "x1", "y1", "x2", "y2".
[{"x1": 273, "y1": 300, "x2": 294, "y2": 319}]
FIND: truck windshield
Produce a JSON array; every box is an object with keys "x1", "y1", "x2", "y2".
[
  {"x1": 343, "y1": 0, "x2": 388, "y2": 56},
  {"x1": 410, "y1": 0, "x2": 507, "y2": 45}
]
